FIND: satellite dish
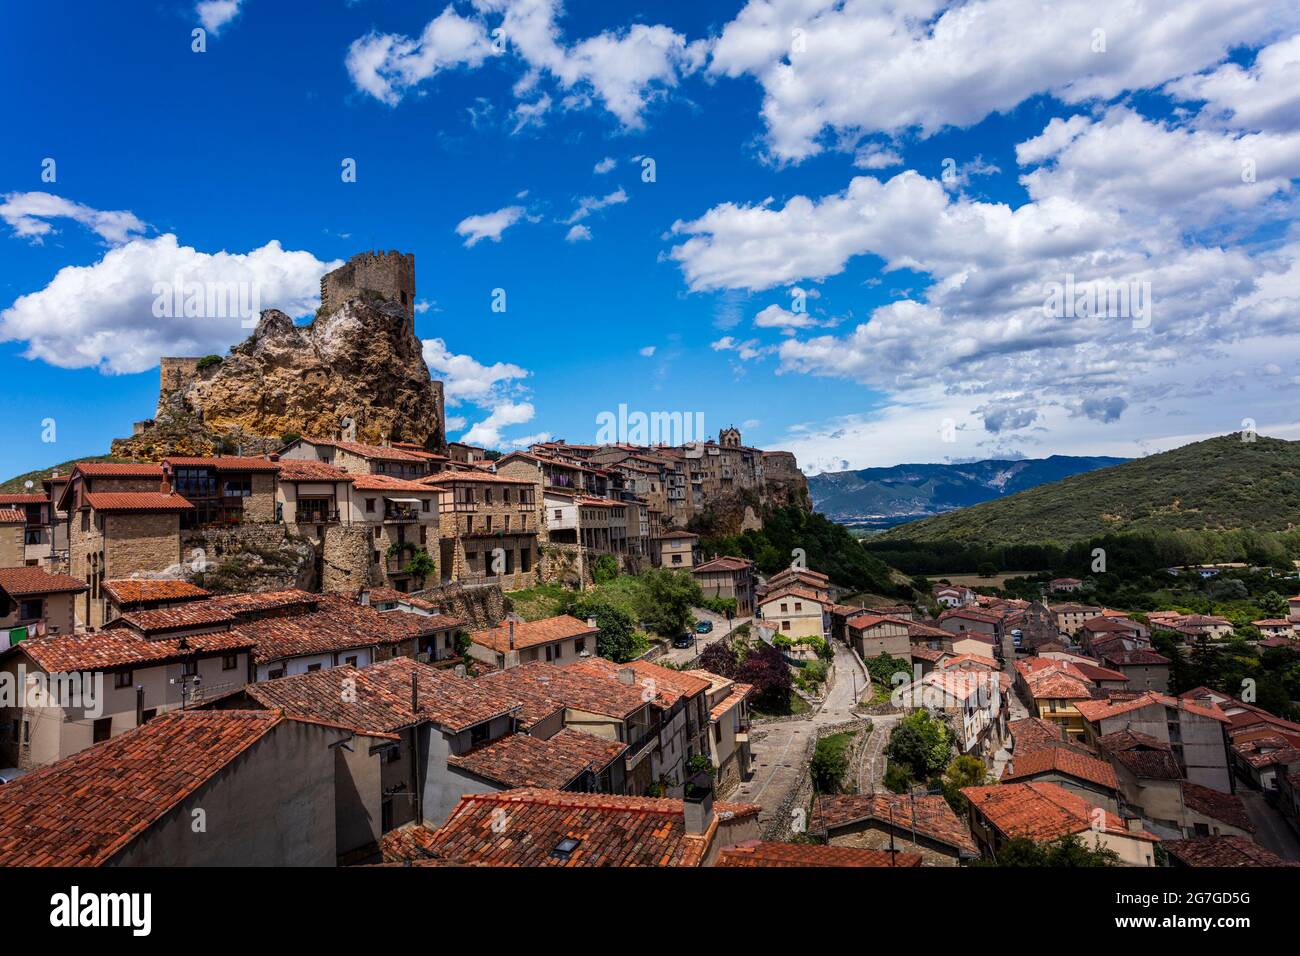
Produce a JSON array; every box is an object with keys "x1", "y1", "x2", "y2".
[{"x1": 23, "y1": 480, "x2": 33, "y2": 491}]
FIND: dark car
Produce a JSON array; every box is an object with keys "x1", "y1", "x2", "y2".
[
  {"x1": 672, "y1": 633, "x2": 694, "y2": 648},
  {"x1": 694, "y1": 620, "x2": 714, "y2": 634}
]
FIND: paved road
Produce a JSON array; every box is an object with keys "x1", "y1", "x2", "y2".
[
  {"x1": 855, "y1": 711, "x2": 900, "y2": 794},
  {"x1": 659, "y1": 610, "x2": 750, "y2": 667},
  {"x1": 1238, "y1": 790, "x2": 1300, "y2": 861},
  {"x1": 731, "y1": 641, "x2": 866, "y2": 832}
]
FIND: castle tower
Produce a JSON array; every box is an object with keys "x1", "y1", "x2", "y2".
[
  {"x1": 319, "y1": 250, "x2": 416, "y2": 332},
  {"x1": 720, "y1": 426, "x2": 742, "y2": 448}
]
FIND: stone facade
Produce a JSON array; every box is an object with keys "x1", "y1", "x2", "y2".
[
  {"x1": 319, "y1": 250, "x2": 416, "y2": 330},
  {"x1": 70, "y1": 511, "x2": 185, "y2": 628}
]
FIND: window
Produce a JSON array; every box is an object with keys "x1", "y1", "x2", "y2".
[
  {"x1": 554, "y1": 509, "x2": 563, "y2": 520},
  {"x1": 782, "y1": 620, "x2": 791, "y2": 631},
  {"x1": 575, "y1": 638, "x2": 585, "y2": 655},
  {"x1": 671, "y1": 554, "x2": 682, "y2": 565},
  {"x1": 93, "y1": 718, "x2": 113, "y2": 743},
  {"x1": 470, "y1": 723, "x2": 490, "y2": 746},
  {"x1": 182, "y1": 659, "x2": 198, "y2": 677},
  {"x1": 114, "y1": 670, "x2": 132, "y2": 689},
  {"x1": 520, "y1": 548, "x2": 531, "y2": 572},
  {"x1": 780, "y1": 603, "x2": 788, "y2": 613},
  {"x1": 141, "y1": 709, "x2": 157, "y2": 724},
  {"x1": 18, "y1": 598, "x2": 43, "y2": 621},
  {"x1": 714, "y1": 723, "x2": 722, "y2": 743},
  {"x1": 306, "y1": 663, "x2": 323, "y2": 672},
  {"x1": 222, "y1": 654, "x2": 238, "y2": 671},
  {"x1": 794, "y1": 602, "x2": 802, "y2": 611},
  {"x1": 344, "y1": 655, "x2": 359, "y2": 667},
  {"x1": 222, "y1": 476, "x2": 252, "y2": 497},
  {"x1": 365, "y1": 498, "x2": 376, "y2": 513},
  {"x1": 421, "y1": 498, "x2": 430, "y2": 512},
  {"x1": 268, "y1": 667, "x2": 286, "y2": 680}
]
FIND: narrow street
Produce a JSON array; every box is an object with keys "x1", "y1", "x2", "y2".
[
  {"x1": 1238, "y1": 790, "x2": 1300, "y2": 861},
  {"x1": 658, "y1": 610, "x2": 750, "y2": 667}
]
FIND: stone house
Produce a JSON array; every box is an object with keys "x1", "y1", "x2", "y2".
[
  {"x1": 692, "y1": 555, "x2": 755, "y2": 617},
  {"x1": 0, "y1": 566, "x2": 86, "y2": 644},
  {"x1": 423, "y1": 471, "x2": 540, "y2": 589}
]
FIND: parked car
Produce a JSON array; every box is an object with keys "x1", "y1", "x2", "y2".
[
  {"x1": 672, "y1": 633, "x2": 694, "y2": 648},
  {"x1": 695, "y1": 620, "x2": 713, "y2": 634}
]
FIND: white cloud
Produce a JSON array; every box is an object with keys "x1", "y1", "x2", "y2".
[
  {"x1": 196, "y1": 0, "x2": 242, "y2": 35},
  {"x1": 461, "y1": 400, "x2": 536, "y2": 447},
  {"x1": 345, "y1": 6, "x2": 498, "y2": 106},
  {"x1": 563, "y1": 188, "x2": 628, "y2": 224},
  {"x1": 0, "y1": 234, "x2": 337, "y2": 374},
  {"x1": 445, "y1": 415, "x2": 468, "y2": 431},
  {"x1": 1, "y1": 192, "x2": 148, "y2": 245},
  {"x1": 455, "y1": 205, "x2": 526, "y2": 246},
  {"x1": 594, "y1": 156, "x2": 617, "y2": 173},
  {"x1": 753, "y1": 303, "x2": 821, "y2": 331},
  {"x1": 709, "y1": 0, "x2": 1297, "y2": 162},
  {"x1": 1167, "y1": 34, "x2": 1300, "y2": 132},
  {"x1": 565, "y1": 224, "x2": 591, "y2": 242},
  {"x1": 421, "y1": 337, "x2": 530, "y2": 404},
  {"x1": 639, "y1": 345, "x2": 656, "y2": 356},
  {"x1": 853, "y1": 143, "x2": 903, "y2": 170}
]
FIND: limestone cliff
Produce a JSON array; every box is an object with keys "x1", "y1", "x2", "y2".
[{"x1": 112, "y1": 297, "x2": 445, "y2": 459}]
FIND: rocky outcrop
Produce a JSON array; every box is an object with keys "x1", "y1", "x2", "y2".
[
  {"x1": 112, "y1": 297, "x2": 444, "y2": 460},
  {"x1": 182, "y1": 526, "x2": 318, "y2": 594}
]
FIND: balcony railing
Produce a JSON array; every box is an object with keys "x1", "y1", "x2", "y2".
[
  {"x1": 293, "y1": 508, "x2": 340, "y2": 524},
  {"x1": 383, "y1": 508, "x2": 420, "y2": 523}
]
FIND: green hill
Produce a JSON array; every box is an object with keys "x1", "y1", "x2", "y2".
[
  {"x1": 1, "y1": 455, "x2": 120, "y2": 493},
  {"x1": 875, "y1": 433, "x2": 1300, "y2": 545}
]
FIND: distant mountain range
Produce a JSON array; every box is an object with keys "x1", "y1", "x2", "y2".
[
  {"x1": 871, "y1": 434, "x2": 1300, "y2": 545},
  {"x1": 809, "y1": 455, "x2": 1128, "y2": 529}
]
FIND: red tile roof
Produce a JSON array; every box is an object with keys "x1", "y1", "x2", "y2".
[
  {"x1": 1098, "y1": 729, "x2": 1183, "y2": 780},
  {"x1": 1009, "y1": 717, "x2": 1067, "y2": 754},
  {"x1": 962, "y1": 781, "x2": 1157, "y2": 843},
  {"x1": 0, "y1": 493, "x2": 46, "y2": 505},
  {"x1": 17, "y1": 627, "x2": 254, "y2": 672},
  {"x1": 73, "y1": 462, "x2": 164, "y2": 478},
  {"x1": 716, "y1": 840, "x2": 922, "y2": 868},
  {"x1": 470, "y1": 615, "x2": 597, "y2": 654},
  {"x1": 84, "y1": 492, "x2": 192, "y2": 513},
  {"x1": 1163, "y1": 836, "x2": 1295, "y2": 867},
  {"x1": 564, "y1": 657, "x2": 710, "y2": 709},
  {"x1": 102, "y1": 578, "x2": 210, "y2": 604},
  {"x1": 311, "y1": 439, "x2": 431, "y2": 462},
  {"x1": 0, "y1": 566, "x2": 87, "y2": 597},
  {"x1": 408, "y1": 788, "x2": 760, "y2": 867},
  {"x1": 0, "y1": 711, "x2": 284, "y2": 865},
  {"x1": 1101, "y1": 648, "x2": 1170, "y2": 666},
  {"x1": 809, "y1": 793, "x2": 978, "y2": 856},
  {"x1": 421, "y1": 471, "x2": 533, "y2": 485},
  {"x1": 448, "y1": 729, "x2": 627, "y2": 789},
  {"x1": 1076, "y1": 691, "x2": 1229, "y2": 725},
  {"x1": 228, "y1": 594, "x2": 441, "y2": 664},
  {"x1": 480, "y1": 660, "x2": 646, "y2": 720},
  {"x1": 246, "y1": 658, "x2": 520, "y2": 734},
  {"x1": 104, "y1": 601, "x2": 237, "y2": 635},
  {"x1": 350, "y1": 474, "x2": 441, "y2": 492},
  {"x1": 163, "y1": 455, "x2": 279, "y2": 472},
  {"x1": 0, "y1": 508, "x2": 24, "y2": 523},
  {"x1": 708, "y1": 682, "x2": 753, "y2": 722},
  {"x1": 275, "y1": 459, "x2": 354, "y2": 482},
  {"x1": 758, "y1": 585, "x2": 826, "y2": 607},
  {"x1": 691, "y1": 556, "x2": 754, "y2": 574},
  {"x1": 1001, "y1": 745, "x2": 1119, "y2": 790},
  {"x1": 1180, "y1": 781, "x2": 1254, "y2": 832}
]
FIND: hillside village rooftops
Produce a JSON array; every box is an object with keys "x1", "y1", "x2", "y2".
[
  {"x1": 692, "y1": 556, "x2": 754, "y2": 574},
  {"x1": 307, "y1": 438, "x2": 433, "y2": 462},
  {"x1": 1101, "y1": 648, "x2": 1171, "y2": 666},
  {"x1": 245, "y1": 658, "x2": 520, "y2": 735},
  {"x1": 447, "y1": 729, "x2": 628, "y2": 789},
  {"x1": 229, "y1": 596, "x2": 438, "y2": 665},
  {"x1": 1180, "y1": 782, "x2": 1254, "y2": 832},
  {"x1": 1076, "y1": 691, "x2": 1230, "y2": 725},
  {"x1": 83, "y1": 492, "x2": 194, "y2": 513},
  {"x1": 809, "y1": 793, "x2": 978, "y2": 856},
  {"x1": 0, "y1": 710, "x2": 292, "y2": 866},
  {"x1": 0, "y1": 566, "x2": 87, "y2": 597},
  {"x1": 1097, "y1": 729, "x2": 1183, "y2": 780},
  {"x1": 275, "y1": 459, "x2": 354, "y2": 482},
  {"x1": 13, "y1": 627, "x2": 255, "y2": 673},
  {"x1": 470, "y1": 615, "x2": 597, "y2": 654},
  {"x1": 1009, "y1": 717, "x2": 1068, "y2": 754},
  {"x1": 400, "y1": 787, "x2": 761, "y2": 867},
  {"x1": 101, "y1": 578, "x2": 210, "y2": 604},
  {"x1": 1001, "y1": 745, "x2": 1118, "y2": 791},
  {"x1": 103, "y1": 601, "x2": 237, "y2": 635},
  {"x1": 1163, "y1": 836, "x2": 1295, "y2": 867},
  {"x1": 962, "y1": 781, "x2": 1156, "y2": 843},
  {"x1": 716, "y1": 841, "x2": 922, "y2": 868},
  {"x1": 567, "y1": 656, "x2": 711, "y2": 709},
  {"x1": 479, "y1": 660, "x2": 646, "y2": 720},
  {"x1": 163, "y1": 455, "x2": 280, "y2": 471},
  {"x1": 71, "y1": 461, "x2": 164, "y2": 478},
  {"x1": 349, "y1": 474, "x2": 439, "y2": 492},
  {"x1": 938, "y1": 608, "x2": 1000, "y2": 624}
]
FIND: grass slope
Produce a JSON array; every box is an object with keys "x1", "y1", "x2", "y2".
[
  {"x1": 1, "y1": 455, "x2": 121, "y2": 493},
  {"x1": 876, "y1": 434, "x2": 1300, "y2": 545}
]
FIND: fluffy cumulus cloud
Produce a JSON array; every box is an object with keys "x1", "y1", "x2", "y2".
[
  {"x1": 422, "y1": 337, "x2": 537, "y2": 447},
  {"x1": 455, "y1": 205, "x2": 527, "y2": 246},
  {"x1": 461, "y1": 400, "x2": 536, "y2": 446},
  {"x1": 1167, "y1": 35, "x2": 1300, "y2": 133},
  {"x1": 347, "y1": 0, "x2": 706, "y2": 129},
  {"x1": 708, "y1": 0, "x2": 1299, "y2": 162},
  {"x1": 196, "y1": 0, "x2": 243, "y2": 35},
  {"x1": 1, "y1": 192, "x2": 148, "y2": 245},
  {"x1": 0, "y1": 234, "x2": 337, "y2": 375}
]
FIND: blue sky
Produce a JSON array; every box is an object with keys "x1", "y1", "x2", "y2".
[{"x1": 2, "y1": 1, "x2": 1299, "y2": 480}]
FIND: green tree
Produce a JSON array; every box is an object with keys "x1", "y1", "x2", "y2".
[
  {"x1": 980, "y1": 835, "x2": 1121, "y2": 867},
  {"x1": 634, "y1": 568, "x2": 701, "y2": 637},
  {"x1": 404, "y1": 548, "x2": 436, "y2": 585},
  {"x1": 941, "y1": 755, "x2": 989, "y2": 814},
  {"x1": 810, "y1": 732, "x2": 854, "y2": 794},
  {"x1": 591, "y1": 553, "x2": 619, "y2": 585},
  {"x1": 571, "y1": 596, "x2": 639, "y2": 663},
  {"x1": 885, "y1": 710, "x2": 954, "y2": 778}
]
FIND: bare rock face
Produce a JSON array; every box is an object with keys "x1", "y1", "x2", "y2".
[{"x1": 113, "y1": 297, "x2": 445, "y2": 459}]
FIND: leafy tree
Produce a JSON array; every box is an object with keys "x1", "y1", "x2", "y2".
[
  {"x1": 1260, "y1": 591, "x2": 1288, "y2": 616},
  {"x1": 885, "y1": 709, "x2": 954, "y2": 779},
  {"x1": 591, "y1": 553, "x2": 619, "y2": 585},
  {"x1": 699, "y1": 640, "x2": 740, "y2": 678},
  {"x1": 977, "y1": 561, "x2": 998, "y2": 578},
  {"x1": 865, "y1": 652, "x2": 911, "y2": 691},
  {"x1": 634, "y1": 568, "x2": 701, "y2": 637},
  {"x1": 570, "y1": 596, "x2": 638, "y2": 663},
  {"x1": 810, "y1": 732, "x2": 854, "y2": 794},
  {"x1": 941, "y1": 755, "x2": 989, "y2": 814},
  {"x1": 737, "y1": 643, "x2": 793, "y2": 710},
  {"x1": 883, "y1": 763, "x2": 913, "y2": 794},
  {"x1": 404, "y1": 547, "x2": 436, "y2": 584},
  {"x1": 980, "y1": 835, "x2": 1120, "y2": 867}
]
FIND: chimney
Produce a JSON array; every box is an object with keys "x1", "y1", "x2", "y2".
[
  {"x1": 1125, "y1": 817, "x2": 1143, "y2": 833},
  {"x1": 508, "y1": 620, "x2": 515, "y2": 650},
  {"x1": 683, "y1": 772, "x2": 715, "y2": 835},
  {"x1": 358, "y1": 589, "x2": 370, "y2": 606},
  {"x1": 617, "y1": 667, "x2": 636, "y2": 686},
  {"x1": 586, "y1": 617, "x2": 598, "y2": 629},
  {"x1": 411, "y1": 671, "x2": 419, "y2": 715}
]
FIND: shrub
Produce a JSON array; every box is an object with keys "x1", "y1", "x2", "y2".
[
  {"x1": 810, "y1": 732, "x2": 854, "y2": 794},
  {"x1": 195, "y1": 354, "x2": 222, "y2": 370}
]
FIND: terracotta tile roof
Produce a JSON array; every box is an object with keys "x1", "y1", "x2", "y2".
[
  {"x1": 102, "y1": 578, "x2": 210, "y2": 604},
  {"x1": 0, "y1": 508, "x2": 24, "y2": 523},
  {"x1": 246, "y1": 658, "x2": 519, "y2": 734},
  {"x1": 470, "y1": 615, "x2": 598, "y2": 654},
  {"x1": 104, "y1": 601, "x2": 237, "y2": 635},
  {"x1": 1101, "y1": 648, "x2": 1170, "y2": 666},
  {"x1": 1098, "y1": 729, "x2": 1183, "y2": 780},
  {"x1": 758, "y1": 585, "x2": 826, "y2": 607},
  {"x1": 84, "y1": 492, "x2": 192, "y2": 513},
  {"x1": 1002, "y1": 745, "x2": 1119, "y2": 790},
  {"x1": 716, "y1": 840, "x2": 922, "y2": 868},
  {"x1": 275, "y1": 459, "x2": 354, "y2": 482},
  {"x1": 910, "y1": 646, "x2": 950, "y2": 664},
  {"x1": 1252, "y1": 618, "x2": 1293, "y2": 627},
  {"x1": 657, "y1": 530, "x2": 699, "y2": 540},
  {"x1": 905, "y1": 620, "x2": 954, "y2": 641},
  {"x1": 0, "y1": 566, "x2": 87, "y2": 597},
  {"x1": 206, "y1": 588, "x2": 320, "y2": 616},
  {"x1": 938, "y1": 608, "x2": 1000, "y2": 624},
  {"x1": 0, "y1": 493, "x2": 45, "y2": 505},
  {"x1": 845, "y1": 612, "x2": 907, "y2": 631},
  {"x1": 350, "y1": 474, "x2": 440, "y2": 492},
  {"x1": 941, "y1": 652, "x2": 1000, "y2": 670},
  {"x1": 229, "y1": 595, "x2": 439, "y2": 665},
  {"x1": 17, "y1": 627, "x2": 254, "y2": 672},
  {"x1": 1180, "y1": 782, "x2": 1254, "y2": 832},
  {"x1": 448, "y1": 729, "x2": 627, "y2": 789},
  {"x1": 1232, "y1": 737, "x2": 1300, "y2": 770},
  {"x1": 565, "y1": 657, "x2": 710, "y2": 709},
  {"x1": 1076, "y1": 691, "x2": 1230, "y2": 725},
  {"x1": 1082, "y1": 616, "x2": 1142, "y2": 634},
  {"x1": 73, "y1": 462, "x2": 164, "y2": 478},
  {"x1": 420, "y1": 471, "x2": 533, "y2": 485},
  {"x1": 962, "y1": 781, "x2": 1157, "y2": 843},
  {"x1": 313, "y1": 439, "x2": 430, "y2": 462},
  {"x1": 479, "y1": 660, "x2": 646, "y2": 720},
  {"x1": 163, "y1": 455, "x2": 279, "y2": 472},
  {"x1": 692, "y1": 556, "x2": 754, "y2": 574},
  {"x1": 380, "y1": 823, "x2": 445, "y2": 863},
  {"x1": 1164, "y1": 836, "x2": 1295, "y2": 867},
  {"x1": 709, "y1": 682, "x2": 753, "y2": 722},
  {"x1": 809, "y1": 793, "x2": 978, "y2": 856},
  {"x1": 768, "y1": 566, "x2": 829, "y2": 585},
  {"x1": 0, "y1": 710, "x2": 284, "y2": 866},
  {"x1": 1072, "y1": 661, "x2": 1130, "y2": 683},
  {"x1": 410, "y1": 788, "x2": 760, "y2": 867},
  {"x1": 1010, "y1": 717, "x2": 1068, "y2": 754}
]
